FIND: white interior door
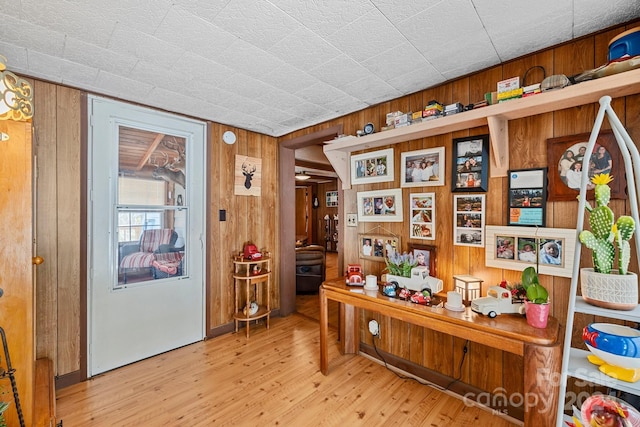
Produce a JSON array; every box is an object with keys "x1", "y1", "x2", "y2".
[{"x1": 88, "y1": 96, "x2": 206, "y2": 376}]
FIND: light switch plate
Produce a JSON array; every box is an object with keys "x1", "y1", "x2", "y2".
[{"x1": 346, "y1": 213, "x2": 358, "y2": 227}]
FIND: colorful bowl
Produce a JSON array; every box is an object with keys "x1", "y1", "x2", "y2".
[
  {"x1": 581, "y1": 394, "x2": 640, "y2": 427},
  {"x1": 583, "y1": 323, "x2": 640, "y2": 368}
]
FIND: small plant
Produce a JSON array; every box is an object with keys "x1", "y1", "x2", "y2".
[
  {"x1": 521, "y1": 266, "x2": 549, "y2": 304},
  {"x1": 384, "y1": 252, "x2": 417, "y2": 278},
  {"x1": 579, "y1": 173, "x2": 636, "y2": 275},
  {"x1": 0, "y1": 401, "x2": 9, "y2": 427}
]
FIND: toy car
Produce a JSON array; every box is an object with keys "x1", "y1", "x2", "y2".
[
  {"x1": 471, "y1": 285, "x2": 525, "y2": 318},
  {"x1": 345, "y1": 264, "x2": 365, "y2": 286}
]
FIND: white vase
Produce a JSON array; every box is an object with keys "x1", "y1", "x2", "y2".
[{"x1": 581, "y1": 268, "x2": 638, "y2": 311}]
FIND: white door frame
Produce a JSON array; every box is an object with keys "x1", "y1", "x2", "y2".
[{"x1": 87, "y1": 96, "x2": 206, "y2": 376}]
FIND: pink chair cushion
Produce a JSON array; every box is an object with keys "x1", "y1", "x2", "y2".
[
  {"x1": 120, "y1": 252, "x2": 156, "y2": 269},
  {"x1": 139, "y1": 229, "x2": 174, "y2": 253},
  {"x1": 120, "y1": 229, "x2": 178, "y2": 270}
]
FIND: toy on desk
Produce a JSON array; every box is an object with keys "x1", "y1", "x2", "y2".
[
  {"x1": 345, "y1": 264, "x2": 365, "y2": 286},
  {"x1": 382, "y1": 266, "x2": 443, "y2": 294},
  {"x1": 470, "y1": 285, "x2": 525, "y2": 318},
  {"x1": 243, "y1": 242, "x2": 262, "y2": 260},
  {"x1": 410, "y1": 289, "x2": 432, "y2": 304}
]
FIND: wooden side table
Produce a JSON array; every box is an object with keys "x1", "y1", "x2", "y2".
[{"x1": 233, "y1": 255, "x2": 271, "y2": 338}]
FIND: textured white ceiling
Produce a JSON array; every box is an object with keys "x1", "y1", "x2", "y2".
[{"x1": 1, "y1": 0, "x2": 639, "y2": 137}]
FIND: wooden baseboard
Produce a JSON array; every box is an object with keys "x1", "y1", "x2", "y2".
[
  {"x1": 35, "y1": 358, "x2": 56, "y2": 427},
  {"x1": 55, "y1": 369, "x2": 83, "y2": 390}
]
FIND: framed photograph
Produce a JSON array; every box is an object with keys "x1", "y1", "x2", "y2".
[
  {"x1": 452, "y1": 134, "x2": 489, "y2": 192},
  {"x1": 485, "y1": 225, "x2": 576, "y2": 277},
  {"x1": 359, "y1": 234, "x2": 401, "y2": 261},
  {"x1": 408, "y1": 244, "x2": 437, "y2": 277},
  {"x1": 400, "y1": 147, "x2": 445, "y2": 188},
  {"x1": 409, "y1": 192, "x2": 435, "y2": 240},
  {"x1": 351, "y1": 148, "x2": 394, "y2": 185},
  {"x1": 357, "y1": 188, "x2": 403, "y2": 222},
  {"x1": 326, "y1": 191, "x2": 338, "y2": 207},
  {"x1": 546, "y1": 130, "x2": 626, "y2": 201},
  {"x1": 508, "y1": 168, "x2": 547, "y2": 227},
  {"x1": 453, "y1": 194, "x2": 485, "y2": 247}
]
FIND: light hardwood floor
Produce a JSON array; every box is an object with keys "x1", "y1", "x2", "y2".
[{"x1": 56, "y1": 253, "x2": 518, "y2": 426}]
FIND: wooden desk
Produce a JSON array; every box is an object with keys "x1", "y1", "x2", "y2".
[{"x1": 319, "y1": 278, "x2": 561, "y2": 427}]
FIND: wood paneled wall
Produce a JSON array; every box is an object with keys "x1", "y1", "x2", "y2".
[
  {"x1": 280, "y1": 21, "x2": 640, "y2": 399},
  {"x1": 32, "y1": 92, "x2": 279, "y2": 383},
  {"x1": 207, "y1": 124, "x2": 280, "y2": 331},
  {"x1": 28, "y1": 19, "x2": 639, "y2": 396}
]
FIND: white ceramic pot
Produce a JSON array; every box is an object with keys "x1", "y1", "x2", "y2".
[{"x1": 581, "y1": 267, "x2": 638, "y2": 311}]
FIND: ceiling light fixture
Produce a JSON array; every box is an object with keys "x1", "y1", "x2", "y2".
[
  {"x1": 0, "y1": 55, "x2": 33, "y2": 121},
  {"x1": 295, "y1": 171, "x2": 311, "y2": 181}
]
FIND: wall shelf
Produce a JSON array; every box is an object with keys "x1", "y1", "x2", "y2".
[{"x1": 323, "y1": 68, "x2": 640, "y2": 189}]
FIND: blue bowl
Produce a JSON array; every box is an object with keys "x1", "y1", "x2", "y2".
[{"x1": 583, "y1": 323, "x2": 640, "y2": 358}]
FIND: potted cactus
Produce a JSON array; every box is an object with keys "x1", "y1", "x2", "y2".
[{"x1": 579, "y1": 173, "x2": 638, "y2": 310}]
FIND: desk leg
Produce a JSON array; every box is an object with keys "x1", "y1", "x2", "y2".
[
  {"x1": 523, "y1": 341, "x2": 561, "y2": 427},
  {"x1": 339, "y1": 303, "x2": 358, "y2": 355},
  {"x1": 319, "y1": 286, "x2": 329, "y2": 375}
]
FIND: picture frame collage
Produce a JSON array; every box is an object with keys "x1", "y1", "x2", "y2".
[
  {"x1": 347, "y1": 131, "x2": 619, "y2": 282},
  {"x1": 507, "y1": 168, "x2": 547, "y2": 227},
  {"x1": 358, "y1": 233, "x2": 401, "y2": 262},
  {"x1": 453, "y1": 195, "x2": 485, "y2": 247},
  {"x1": 409, "y1": 193, "x2": 435, "y2": 240},
  {"x1": 484, "y1": 226, "x2": 576, "y2": 278},
  {"x1": 452, "y1": 134, "x2": 489, "y2": 192}
]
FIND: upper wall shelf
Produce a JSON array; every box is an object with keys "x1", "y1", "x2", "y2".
[{"x1": 324, "y1": 68, "x2": 640, "y2": 189}]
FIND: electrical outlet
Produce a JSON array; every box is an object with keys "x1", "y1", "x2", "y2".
[
  {"x1": 368, "y1": 319, "x2": 379, "y2": 337},
  {"x1": 346, "y1": 213, "x2": 358, "y2": 227}
]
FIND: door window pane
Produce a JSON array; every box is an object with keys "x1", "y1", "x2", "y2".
[{"x1": 116, "y1": 126, "x2": 188, "y2": 287}]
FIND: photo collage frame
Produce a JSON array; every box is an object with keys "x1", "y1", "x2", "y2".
[
  {"x1": 409, "y1": 193, "x2": 435, "y2": 240},
  {"x1": 453, "y1": 195, "x2": 485, "y2": 247},
  {"x1": 485, "y1": 225, "x2": 576, "y2": 277},
  {"x1": 508, "y1": 168, "x2": 547, "y2": 227}
]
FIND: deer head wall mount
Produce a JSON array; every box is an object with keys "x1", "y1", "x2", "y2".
[{"x1": 150, "y1": 152, "x2": 186, "y2": 188}]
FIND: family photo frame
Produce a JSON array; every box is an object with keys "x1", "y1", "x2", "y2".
[
  {"x1": 409, "y1": 192, "x2": 435, "y2": 240},
  {"x1": 408, "y1": 244, "x2": 437, "y2": 277},
  {"x1": 400, "y1": 147, "x2": 445, "y2": 188},
  {"x1": 453, "y1": 194, "x2": 485, "y2": 247},
  {"x1": 507, "y1": 168, "x2": 547, "y2": 227},
  {"x1": 452, "y1": 134, "x2": 489, "y2": 192},
  {"x1": 356, "y1": 188, "x2": 404, "y2": 222},
  {"x1": 546, "y1": 130, "x2": 626, "y2": 202},
  {"x1": 359, "y1": 233, "x2": 401, "y2": 261},
  {"x1": 484, "y1": 225, "x2": 576, "y2": 277},
  {"x1": 351, "y1": 148, "x2": 395, "y2": 185}
]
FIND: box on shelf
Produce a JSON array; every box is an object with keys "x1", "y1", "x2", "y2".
[
  {"x1": 497, "y1": 76, "x2": 520, "y2": 93},
  {"x1": 423, "y1": 108, "x2": 442, "y2": 118},
  {"x1": 497, "y1": 87, "x2": 523, "y2": 102},
  {"x1": 394, "y1": 113, "x2": 412, "y2": 127},
  {"x1": 522, "y1": 83, "x2": 541, "y2": 97},
  {"x1": 444, "y1": 102, "x2": 464, "y2": 116},
  {"x1": 386, "y1": 111, "x2": 403, "y2": 126}
]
